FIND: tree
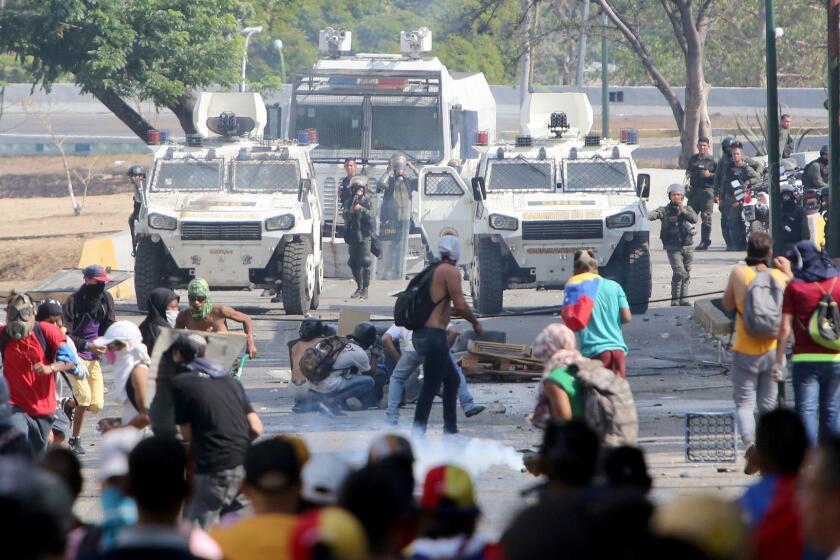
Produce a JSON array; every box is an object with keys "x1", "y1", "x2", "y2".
[
  {"x1": 593, "y1": 0, "x2": 715, "y2": 165},
  {"x1": 0, "y1": 0, "x2": 246, "y2": 140}
]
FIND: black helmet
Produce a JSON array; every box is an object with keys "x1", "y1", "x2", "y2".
[
  {"x1": 299, "y1": 318, "x2": 324, "y2": 341},
  {"x1": 780, "y1": 184, "x2": 797, "y2": 195},
  {"x1": 127, "y1": 165, "x2": 146, "y2": 178},
  {"x1": 821, "y1": 144, "x2": 829, "y2": 156},
  {"x1": 350, "y1": 322, "x2": 377, "y2": 349},
  {"x1": 721, "y1": 136, "x2": 735, "y2": 151},
  {"x1": 729, "y1": 140, "x2": 743, "y2": 150}
]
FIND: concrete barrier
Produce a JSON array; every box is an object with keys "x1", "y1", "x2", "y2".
[{"x1": 693, "y1": 298, "x2": 732, "y2": 337}]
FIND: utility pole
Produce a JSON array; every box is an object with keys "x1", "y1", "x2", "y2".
[
  {"x1": 766, "y1": 0, "x2": 782, "y2": 257},
  {"x1": 576, "y1": 0, "x2": 590, "y2": 86},
  {"x1": 601, "y1": 10, "x2": 609, "y2": 139},
  {"x1": 829, "y1": 0, "x2": 840, "y2": 256}
]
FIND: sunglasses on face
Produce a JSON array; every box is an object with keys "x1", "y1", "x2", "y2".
[
  {"x1": 188, "y1": 295, "x2": 206, "y2": 303},
  {"x1": 7, "y1": 306, "x2": 33, "y2": 321}
]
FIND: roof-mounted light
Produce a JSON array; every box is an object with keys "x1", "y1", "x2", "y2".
[
  {"x1": 400, "y1": 27, "x2": 432, "y2": 58},
  {"x1": 319, "y1": 27, "x2": 352, "y2": 58}
]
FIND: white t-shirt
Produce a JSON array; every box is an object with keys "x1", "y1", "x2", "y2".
[
  {"x1": 385, "y1": 325, "x2": 415, "y2": 353},
  {"x1": 311, "y1": 342, "x2": 372, "y2": 394}
]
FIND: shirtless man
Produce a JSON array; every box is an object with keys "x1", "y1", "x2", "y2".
[
  {"x1": 174, "y1": 277, "x2": 258, "y2": 358},
  {"x1": 412, "y1": 235, "x2": 482, "y2": 435}
]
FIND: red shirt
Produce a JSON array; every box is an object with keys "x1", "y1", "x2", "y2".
[
  {"x1": 0, "y1": 322, "x2": 65, "y2": 416},
  {"x1": 782, "y1": 277, "x2": 840, "y2": 355}
]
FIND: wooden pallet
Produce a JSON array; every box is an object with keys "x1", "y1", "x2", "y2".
[{"x1": 459, "y1": 341, "x2": 543, "y2": 382}]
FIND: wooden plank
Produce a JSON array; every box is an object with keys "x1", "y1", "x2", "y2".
[{"x1": 467, "y1": 339, "x2": 532, "y2": 358}]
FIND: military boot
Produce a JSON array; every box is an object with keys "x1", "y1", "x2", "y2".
[
  {"x1": 696, "y1": 224, "x2": 712, "y2": 250},
  {"x1": 350, "y1": 267, "x2": 363, "y2": 298},
  {"x1": 671, "y1": 283, "x2": 680, "y2": 307},
  {"x1": 358, "y1": 268, "x2": 370, "y2": 299},
  {"x1": 679, "y1": 280, "x2": 691, "y2": 306}
]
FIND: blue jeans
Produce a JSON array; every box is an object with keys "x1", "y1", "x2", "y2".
[
  {"x1": 412, "y1": 327, "x2": 459, "y2": 434},
  {"x1": 792, "y1": 361, "x2": 840, "y2": 444},
  {"x1": 386, "y1": 351, "x2": 475, "y2": 421},
  {"x1": 329, "y1": 375, "x2": 376, "y2": 407}
]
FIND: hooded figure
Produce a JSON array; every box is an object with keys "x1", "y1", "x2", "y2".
[
  {"x1": 530, "y1": 324, "x2": 583, "y2": 429},
  {"x1": 787, "y1": 241, "x2": 839, "y2": 283},
  {"x1": 94, "y1": 321, "x2": 151, "y2": 425},
  {"x1": 138, "y1": 288, "x2": 179, "y2": 352},
  {"x1": 187, "y1": 278, "x2": 213, "y2": 320}
]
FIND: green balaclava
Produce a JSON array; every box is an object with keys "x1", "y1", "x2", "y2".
[{"x1": 187, "y1": 278, "x2": 213, "y2": 319}]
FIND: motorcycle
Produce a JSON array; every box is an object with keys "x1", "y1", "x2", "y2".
[{"x1": 732, "y1": 180, "x2": 770, "y2": 243}]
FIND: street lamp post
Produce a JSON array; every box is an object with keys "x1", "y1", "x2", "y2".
[
  {"x1": 274, "y1": 39, "x2": 287, "y2": 85},
  {"x1": 766, "y1": 0, "x2": 782, "y2": 257},
  {"x1": 240, "y1": 26, "x2": 263, "y2": 93}
]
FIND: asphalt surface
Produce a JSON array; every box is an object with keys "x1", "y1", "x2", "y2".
[{"x1": 67, "y1": 169, "x2": 767, "y2": 536}]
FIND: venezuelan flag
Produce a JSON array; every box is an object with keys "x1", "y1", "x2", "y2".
[{"x1": 561, "y1": 272, "x2": 601, "y2": 331}]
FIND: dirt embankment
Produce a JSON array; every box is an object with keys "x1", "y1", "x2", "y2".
[{"x1": 0, "y1": 154, "x2": 148, "y2": 282}]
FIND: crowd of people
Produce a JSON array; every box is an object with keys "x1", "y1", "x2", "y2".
[{"x1": 3, "y1": 204, "x2": 840, "y2": 558}]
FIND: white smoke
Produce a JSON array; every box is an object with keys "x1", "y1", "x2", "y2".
[{"x1": 410, "y1": 435, "x2": 525, "y2": 480}]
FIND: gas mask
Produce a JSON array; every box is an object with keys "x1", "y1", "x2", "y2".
[{"x1": 6, "y1": 296, "x2": 35, "y2": 341}]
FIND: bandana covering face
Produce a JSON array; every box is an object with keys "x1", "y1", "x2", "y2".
[
  {"x1": 533, "y1": 323, "x2": 582, "y2": 374},
  {"x1": 187, "y1": 278, "x2": 213, "y2": 319}
]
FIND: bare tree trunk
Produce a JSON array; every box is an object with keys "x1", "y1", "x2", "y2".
[
  {"x1": 593, "y1": 0, "x2": 685, "y2": 133},
  {"x1": 576, "y1": 0, "x2": 591, "y2": 85},
  {"x1": 169, "y1": 92, "x2": 198, "y2": 136},
  {"x1": 678, "y1": 1, "x2": 711, "y2": 166},
  {"x1": 519, "y1": 0, "x2": 535, "y2": 113},
  {"x1": 91, "y1": 87, "x2": 156, "y2": 142}
]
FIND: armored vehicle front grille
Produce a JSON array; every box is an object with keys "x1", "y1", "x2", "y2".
[
  {"x1": 181, "y1": 222, "x2": 262, "y2": 241},
  {"x1": 522, "y1": 220, "x2": 603, "y2": 240}
]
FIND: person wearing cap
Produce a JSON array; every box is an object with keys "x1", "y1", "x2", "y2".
[
  {"x1": 299, "y1": 453, "x2": 353, "y2": 511},
  {"x1": 413, "y1": 235, "x2": 482, "y2": 435},
  {"x1": 308, "y1": 322, "x2": 377, "y2": 416},
  {"x1": 175, "y1": 277, "x2": 257, "y2": 359},
  {"x1": 719, "y1": 143, "x2": 760, "y2": 251},
  {"x1": 803, "y1": 144, "x2": 829, "y2": 193},
  {"x1": 342, "y1": 176, "x2": 375, "y2": 299},
  {"x1": 210, "y1": 438, "x2": 302, "y2": 560},
  {"x1": 169, "y1": 333, "x2": 264, "y2": 528},
  {"x1": 127, "y1": 165, "x2": 146, "y2": 254},
  {"x1": 685, "y1": 136, "x2": 716, "y2": 250},
  {"x1": 94, "y1": 321, "x2": 151, "y2": 430},
  {"x1": 62, "y1": 264, "x2": 115, "y2": 454},
  {"x1": 291, "y1": 507, "x2": 369, "y2": 560},
  {"x1": 405, "y1": 464, "x2": 500, "y2": 560},
  {"x1": 1, "y1": 292, "x2": 70, "y2": 455},
  {"x1": 648, "y1": 184, "x2": 698, "y2": 306}
]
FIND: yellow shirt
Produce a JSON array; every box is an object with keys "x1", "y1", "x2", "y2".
[
  {"x1": 732, "y1": 266, "x2": 787, "y2": 356},
  {"x1": 209, "y1": 513, "x2": 297, "y2": 560}
]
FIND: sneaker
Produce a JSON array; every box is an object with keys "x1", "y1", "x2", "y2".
[
  {"x1": 318, "y1": 400, "x2": 346, "y2": 417},
  {"x1": 465, "y1": 405, "x2": 486, "y2": 418},
  {"x1": 68, "y1": 437, "x2": 86, "y2": 455},
  {"x1": 695, "y1": 240, "x2": 711, "y2": 251},
  {"x1": 345, "y1": 397, "x2": 364, "y2": 411}
]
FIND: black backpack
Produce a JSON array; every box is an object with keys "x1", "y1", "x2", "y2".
[{"x1": 394, "y1": 263, "x2": 441, "y2": 330}]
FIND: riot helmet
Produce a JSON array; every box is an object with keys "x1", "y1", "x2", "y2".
[
  {"x1": 299, "y1": 318, "x2": 325, "y2": 341},
  {"x1": 350, "y1": 322, "x2": 377, "y2": 349},
  {"x1": 390, "y1": 153, "x2": 407, "y2": 176},
  {"x1": 821, "y1": 144, "x2": 829, "y2": 158},
  {"x1": 721, "y1": 136, "x2": 735, "y2": 152},
  {"x1": 127, "y1": 165, "x2": 146, "y2": 178}
]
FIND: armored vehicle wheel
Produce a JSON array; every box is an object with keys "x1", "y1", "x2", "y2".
[
  {"x1": 471, "y1": 237, "x2": 504, "y2": 315},
  {"x1": 310, "y1": 264, "x2": 323, "y2": 310},
  {"x1": 624, "y1": 241, "x2": 652, "y2": 315},
  {"x1": 282, "y1": 239, "x2": 316, "y2": 315},
  {"x1": 134, "y1": 237, "x2": 166, "y2": 312}
]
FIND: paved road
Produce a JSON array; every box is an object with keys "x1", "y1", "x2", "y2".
[{"x1": 65, "y1": 169, "x2": 766, "y2": 535}]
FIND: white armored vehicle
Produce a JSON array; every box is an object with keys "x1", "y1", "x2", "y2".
[
  {"x1": 134, "y1": 92, "x2": 323, "y2": 314},
  {"x1": 288, "y1": 27, "x2": 496, "y2": 277},
  {"x1": 414, "y1": 93, "x2": 653, "y2": 315}
]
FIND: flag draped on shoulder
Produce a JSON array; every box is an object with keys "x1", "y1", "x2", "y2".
[{"x1": 561, "y1": 272, "x2": 601, "y2": 331}]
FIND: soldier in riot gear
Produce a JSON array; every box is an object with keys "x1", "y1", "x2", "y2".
[
  {"x1": 343, "y1": 176, "x2": 375, "y2": 299},
  {"x1": 377, "y1": 153, "x2": 417, "y2": 278},
  {"x1": 648, "y1": 184, "x2": 698, "y2": 306},
  {"x1": 685, "y1": 137, "x2": 716, "y2": 250},
  {"x1": 719, "y1": 144, "x2": 760, "y2": 251}
]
